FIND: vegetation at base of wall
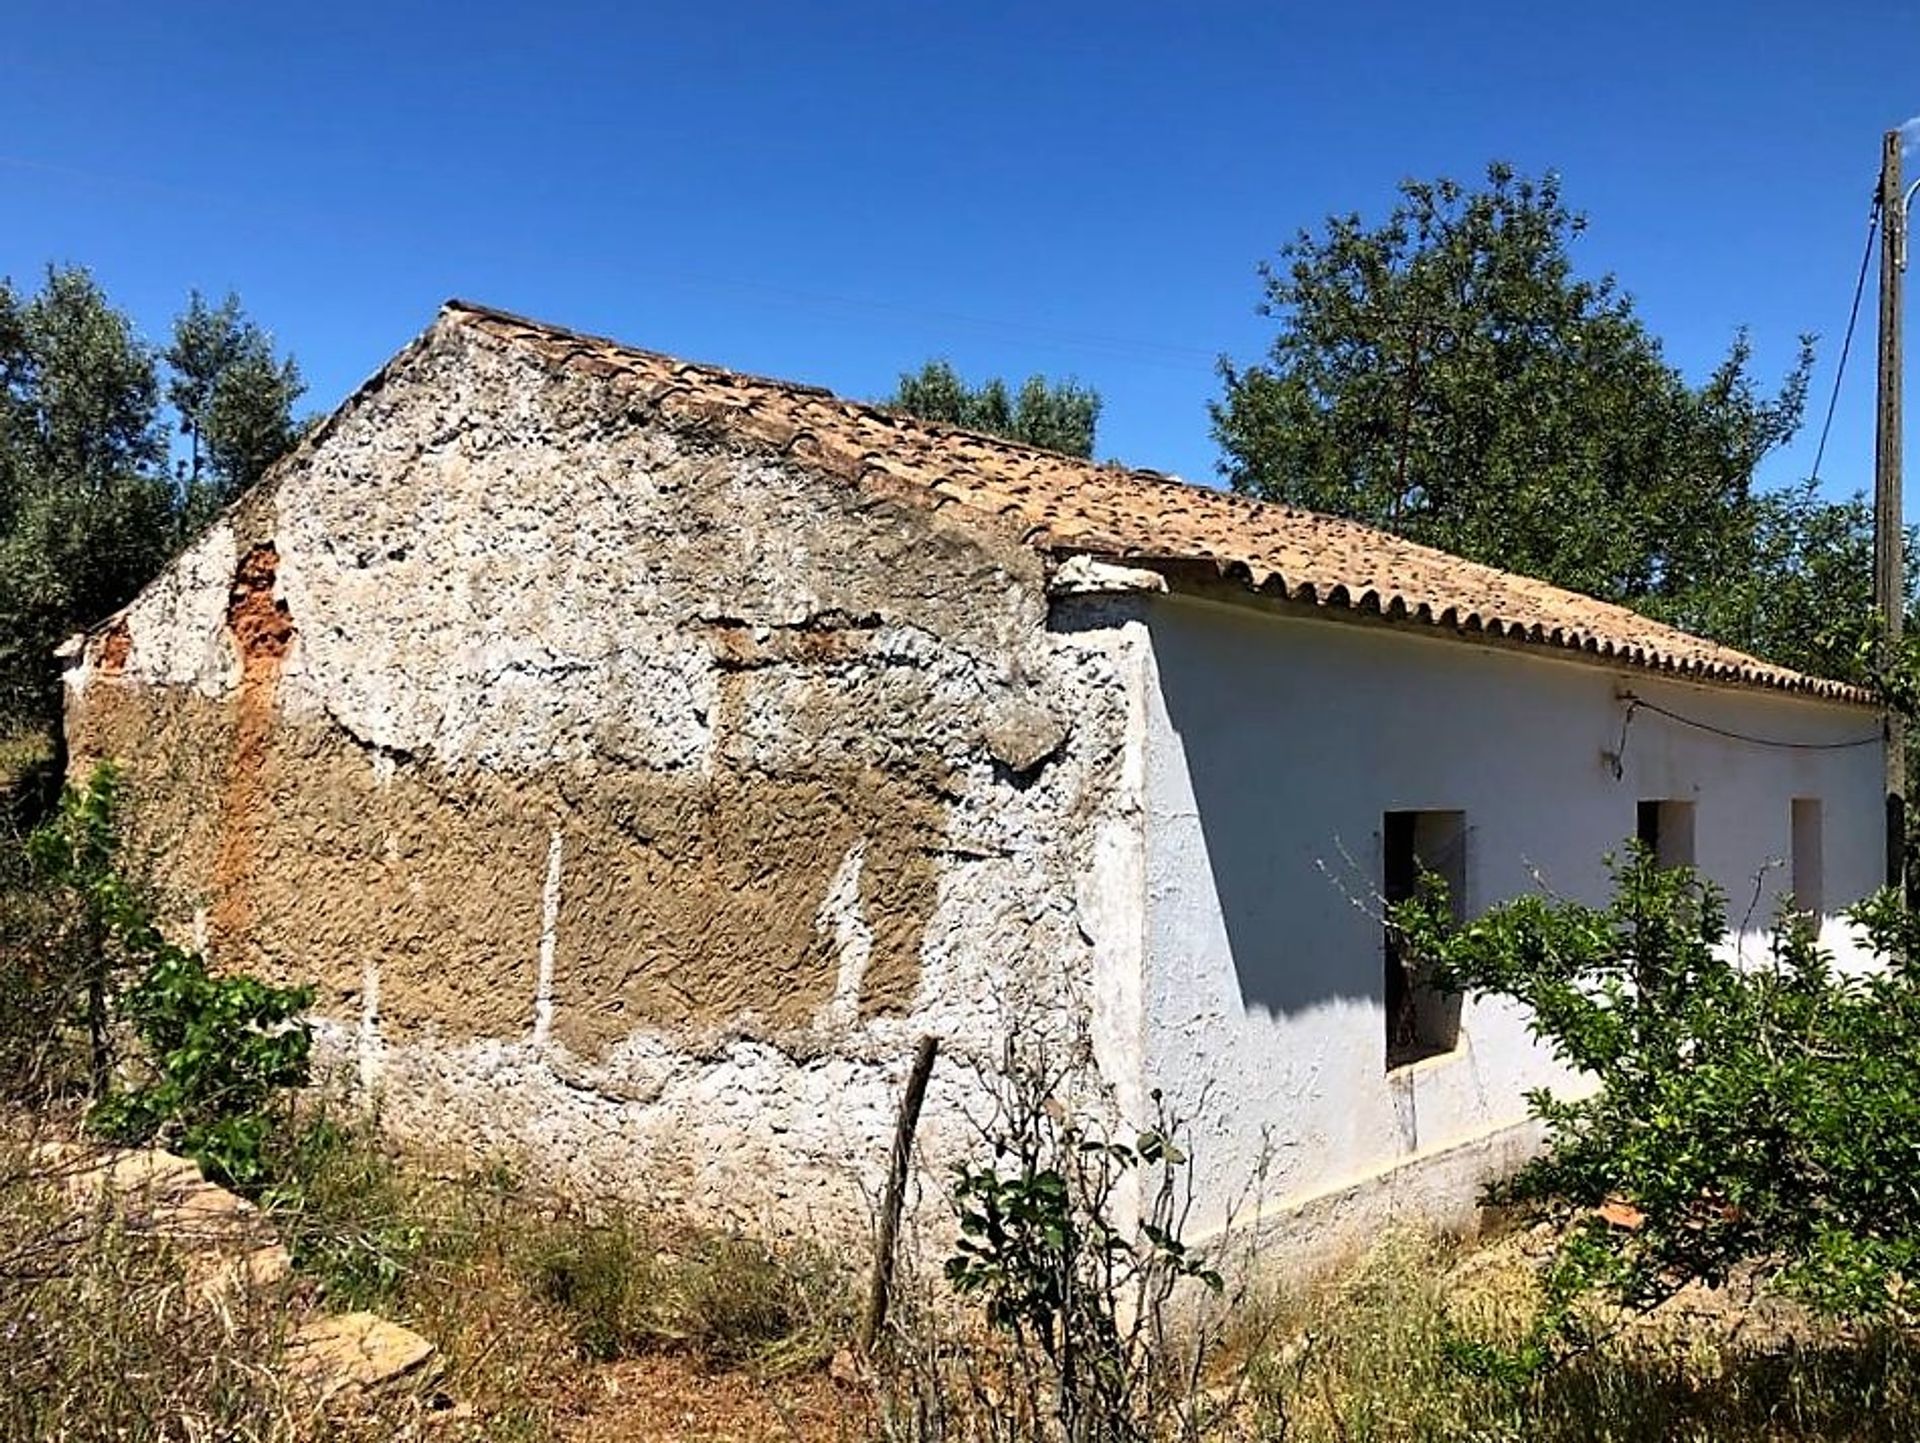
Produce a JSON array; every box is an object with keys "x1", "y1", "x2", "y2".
[
  {"x1": 13, "y1": 1117, "x2": 1920, "y2": 1443},
  {"x1": 9, "y1": 763, "x2": 315, "y2": 1186},
  {"x1": 257, "y1": 1099, "x2": 851, "y2": 1371},
  {"x1": 1394, "y1": 844, "x2": 1920, "y2": 1361},
  {"x1": 0, "y1": 1120, "x2": 315, "y2": 1443},
  {"x1": 904, "y1": 1030, "x2": 1228, "y2": 1443},
  {"x1": 10, "y1": 1081, "x2": 1920, "y2": 1439},
  {"x1": 1238, "y1": 1231, "x2": 1920, "y2": 1443}
]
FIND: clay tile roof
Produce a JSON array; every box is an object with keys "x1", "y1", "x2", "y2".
[{"x1": 441, "y1": 301, "x2": 1871, "y2": 705}]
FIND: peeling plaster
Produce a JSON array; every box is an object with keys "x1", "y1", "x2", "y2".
[{"x1": 63, "y1": 321, "x2": 1148, "y2": 1237}]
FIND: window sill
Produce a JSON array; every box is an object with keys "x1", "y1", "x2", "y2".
[{"x1": 1386, "y1": 1041, "x2": 1467, "y2": 1079}]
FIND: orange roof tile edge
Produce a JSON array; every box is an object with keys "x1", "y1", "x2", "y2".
[{"x1": 441, "y1": 300, "x2": 1875, "y2": 708}]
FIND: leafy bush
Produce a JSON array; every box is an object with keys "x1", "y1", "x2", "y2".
[
  {"x1": 88, "y1": 944, "x2": 313, "y2": 1187},
  {"x1": 1394, "y1": 844, "x2": 1920, "y2": 1338},
  {"x1": 900, "y1": 1030, "x2": 1224, "y2": 1443},
  {"x1": 7, "y1": 759, "x2": 131, "y2": 1100},
  {"x1": 0, "y1": 762, "x2": 314, "y2": 1185}
]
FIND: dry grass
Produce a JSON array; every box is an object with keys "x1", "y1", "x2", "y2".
[
  {"x1": 0, "y1": 1119, "x2": 315, "y2": 1443},
  {"x1": 9, "y1": 1098, "x2": 1920, "y2": 1442},
  {"x1": 0, "y1": 1103, "x2": 858, "y2": 1442},
  {"x1": 1233, "y1": 1229, "x2": 1920, "y2": 1442},
  {"x1": 257, "y1": 1103, "x2": 854, "y2": 1439}
]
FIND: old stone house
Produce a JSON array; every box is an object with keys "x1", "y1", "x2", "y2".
[{"x1": 64, "y1": 302, "x2": 1887, "y2": 1255}]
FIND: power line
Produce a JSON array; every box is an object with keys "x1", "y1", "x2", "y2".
[
  {"x1": 1619, "y1": 692, "x2": 1881, "y2": 752},
  {"x1": 1809, "y1": 192, "x2": 1883, "y2": 488}
]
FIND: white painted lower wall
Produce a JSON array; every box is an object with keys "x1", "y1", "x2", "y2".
[{"x1": 1138, "y1": 595, "x2": 1886, "y2": 1245}]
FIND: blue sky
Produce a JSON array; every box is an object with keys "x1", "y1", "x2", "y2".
[{"x1": 4, "y1": 1, "x2": 1916, "y2": 502}]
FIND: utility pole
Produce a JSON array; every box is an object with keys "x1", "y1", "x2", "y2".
[{"x1": 1876, "y1": 128, "x2": 1907, "y2": 890}]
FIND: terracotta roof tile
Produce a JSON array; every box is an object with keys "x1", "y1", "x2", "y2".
[{"x1": 442, "y1": 301, "x2": 1871, "y2": 705}]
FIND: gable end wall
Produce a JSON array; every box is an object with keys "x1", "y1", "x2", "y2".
[{"x1": 62, "y1": 321, "x2": 1152, "y2": 1231}]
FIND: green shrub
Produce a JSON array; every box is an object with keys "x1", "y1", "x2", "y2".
[
  {"x1": 1394, "y1": 843, "x2": 1920, "y2": 1344},
  {"x1": 88, "y1": 945, "x2": 313, "y2": 1188},
  {"x1": 3, "y1": 759, "x2": 130, "y2": 1101},
  {"x1": 0, "y1": 762, "x2": 314, "y2": 1186},
  {"x1": 905, "y1": 1031, "x2": 1224, "y2": 1443}
]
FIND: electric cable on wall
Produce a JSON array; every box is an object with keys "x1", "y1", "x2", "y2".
[{"x1": 1619, "y1": 690, "x2": 1882, "y2": 752}]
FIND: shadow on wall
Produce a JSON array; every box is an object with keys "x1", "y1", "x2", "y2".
[{"x1": 1150, "y1": 610, "x2": 1387, "y2": 1023}]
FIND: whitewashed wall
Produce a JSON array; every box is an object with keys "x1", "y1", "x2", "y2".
[{"x1": 1138, "y1": 594, "x2": 1886, "y2": 1249}]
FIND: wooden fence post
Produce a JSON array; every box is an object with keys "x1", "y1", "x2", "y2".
[{"x1": 859, "y1": 1033, "x2": 939, "y2": 1355}]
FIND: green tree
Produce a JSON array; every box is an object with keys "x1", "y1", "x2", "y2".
[
  {"x1": 1649, "y1": 483, "x2": 1920, "y2": 684},
  {"x1": 1212, "y1": 164, "x2": 1820, "y2": 635},
  {"x1": 0, "y1": 268, "x2": 304, "y2": 731},
  {"x1": 886, "y1": 359, "x2": 1101, "y2": 459},
  {"x1": 166, "y1": 290, "x2": 305, "y2": 522},
  {"x1": 0, "y1": 269, "x2": 174, "y2": 725}
]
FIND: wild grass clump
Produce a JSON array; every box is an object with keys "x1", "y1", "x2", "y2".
[
  {"x1": 258, "y1": 1101, "x2": 852, "y2": 1399},
  {"x1": 522, "y1": 1216, "x2": 844, "y2": 1367},
  {"x1": 259, "y1": 1102, "x2": 432, "y2": 1311},
  {"x1": 0, "y1": 1126, "x2": 311, "y2": 1443},
  {"x1": 1238, "y1": 1230, "x2": 1920, "y2": 1443}
]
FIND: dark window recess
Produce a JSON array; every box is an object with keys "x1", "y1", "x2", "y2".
[
  {"x1": 1792, "y1": 798, "x2": 1824, "y2": 916},
  {"x1": 1384, "y1": 810, "x2": 1466, "y2": 1070},
  {"x1": 1636, "y1": 800, "x2": 1660, "y2": 851},
  {"x1": 1636, "y1": 799, "x2": 1696, "y2": 869}
]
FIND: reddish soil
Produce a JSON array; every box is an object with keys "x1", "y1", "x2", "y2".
[{"x1": 96, "y1": 619, "x2": 132, "y2": 676}]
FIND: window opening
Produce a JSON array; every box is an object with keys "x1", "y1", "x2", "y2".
[
  {"x1": 1636, "y1": 799, "x2": 1696, "y2": 869},
  {"x1": 1791, "y1": 798, "x2": 1824, "y2": 916},
  {"x1": 1384, "y1": 810, "x2": 1466, "y2": 1069}
]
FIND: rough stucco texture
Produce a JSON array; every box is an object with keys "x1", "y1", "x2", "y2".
[{"x1": 63, "y1": 320, "x2": 1146, "y2": 1228}]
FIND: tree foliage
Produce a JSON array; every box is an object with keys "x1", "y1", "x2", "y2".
[
  {"x1": 0, "y1": 267, "x2": 303, "y2": 729},
  {"x1": 1211, "y1": 164, "x2": 1875, "y2": 679},
  {"x1": 1396, "y1": 851, "x2": 1920, "y2": 1338},
  {"x1": 166, "y1": 290, "x2": 305, "y2": 523},
  {"x1": 886, "y1": 359, "x2": 1101, "y2": 458}
]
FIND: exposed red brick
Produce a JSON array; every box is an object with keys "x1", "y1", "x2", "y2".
[
  {"x1": 210, "y1": 544, "x2": 294, "y2": 953},
  {"x1": 96, "y1": 620, "x2": 132, "y2": 677}
]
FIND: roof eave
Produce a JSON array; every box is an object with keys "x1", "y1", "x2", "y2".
[{"x1": 1050, "y1": 549, "x2": 1881, "y2": 711}]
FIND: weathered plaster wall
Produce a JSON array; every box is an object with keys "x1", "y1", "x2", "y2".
[
  {"x1": 63, "y1": 319, "x2": 1152, "y2": 1231},
  {"x1": 73, "y1": 310, "x2": 1886, "y2": 1256},
  {"x1": 1141, "y1": 595, "x2": 1886, "y2": 1245}
]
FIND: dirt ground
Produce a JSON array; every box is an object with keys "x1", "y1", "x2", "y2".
[{"x1": 558, "y1": 1356, "x2": 866, "y2": 1443}]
